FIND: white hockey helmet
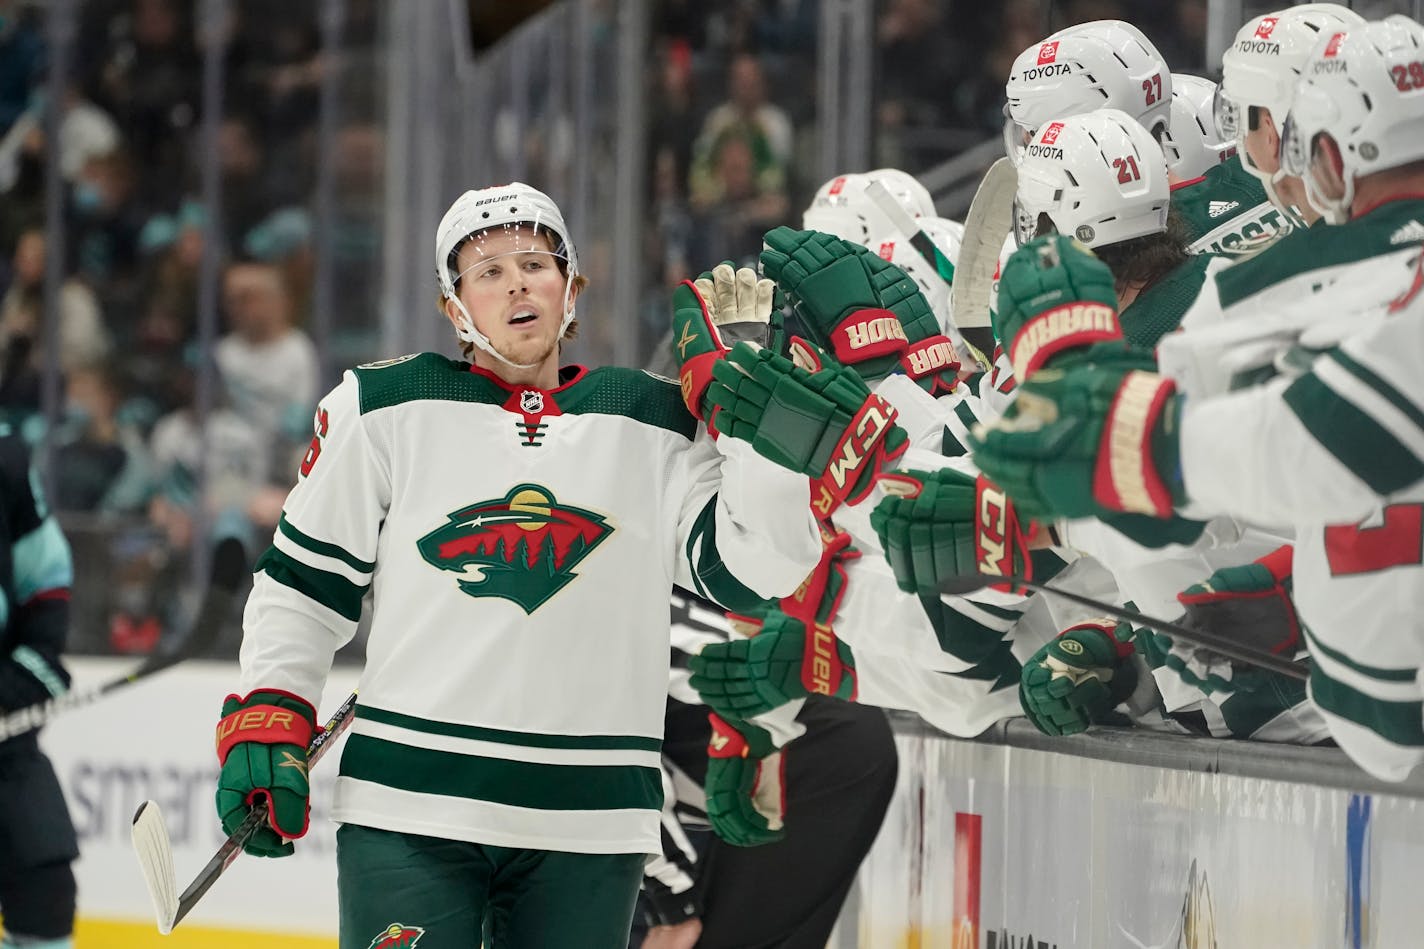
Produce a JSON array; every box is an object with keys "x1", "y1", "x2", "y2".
[
  {"x1": 435, "y1": 182, "x2": 579, "y2": 368},
  {"x1": 1169, "y1": 74, "x2": 1237, "y2": 179},
  {"x1": 1282, "y1": 16, "x2": 1424, "y2": 224},
  {"x1": 1004, "y1": 20, "x2": 1174, "y2": 166},
  {"x1": 866, "y1": 216, "x2": 964, "y2": 332},
  {"x1": 802, "y1": 169, "x2": 934, "y2": 243},
  {"x1": 1215, "y1": 4, "x2": 1366, "y2": 201},
  {"x1": 1014, "y1": 108, "x2": 1170, "y2": 249}
]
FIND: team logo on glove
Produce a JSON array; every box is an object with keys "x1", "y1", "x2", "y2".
[
  {"x1": 368, "y1": 923, "x2": 425, "y2": 949},
  {"x1": 417, "y1": 484, "x2": 613, "y2": 614}
]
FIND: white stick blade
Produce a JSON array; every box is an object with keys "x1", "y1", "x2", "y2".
[
  {"x1": 131, "y1": 800, "x2": 180, "y2": 934},
  {"x1": 951, "y1": 157, "x2": 1018, "y2": 330}
]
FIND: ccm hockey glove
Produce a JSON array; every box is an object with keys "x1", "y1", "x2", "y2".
[
  {"x1": 707, "y1": 341, "x2": 907, "y2": 516},
  {"x1": 705, "y1": 713, "x2": 786, "y2": 847},
  {"x1": 1019, "y1": 619, "x2": 1137, "y2": 736},
  {"x1": 1141, "y1": 545, "x2": 1302, "y2": 695},
  {"x1": 671, "y1": 263, "x2": 776, "y2": 421},
  {"x1": 760, "y1": 226, "x2": 961, "y2": 394},
  {"x1": 215, "y1": 690, "x2": 317, "y2": 858},
  {"x1": 871, "y1": 467, "x2": 1039, "y2": 597}
]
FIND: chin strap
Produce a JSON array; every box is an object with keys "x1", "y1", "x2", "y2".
[{"x1": 445, "y1": 274, "x2": 577, "y2": 371}]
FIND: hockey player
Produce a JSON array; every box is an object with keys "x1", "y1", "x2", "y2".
[
  {"x1": 1167, "y1": 74, "x2": 1237, "y2": 182},
  {"x1": 213, "y1": 182, "x2": 821, "y2": 948},
  {"x1": 0, "y1": 430, "x2": 79, "y2": 949},
  {"x1": 968, "y1": 16, "x2": 1424, "y2": 778}
]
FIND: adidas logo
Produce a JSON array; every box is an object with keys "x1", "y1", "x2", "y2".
[
  {"x1": 1389, "y1": 220, "x2": 1424, "y2": 245},
  {"x1": 1208, "y1": 200, "x2": 1240, "y2": 218}
]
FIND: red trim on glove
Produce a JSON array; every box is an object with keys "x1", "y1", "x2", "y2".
[
  {"x1": 812, "y1": 394, "x2": 904, "y2": 512},
  {"x1": 975, "y1": 475, "x2": 1031, "y2": 592},
  {"x1": 788, "y1": 336, "x2": 825, "y2": 372},
  {"x1": 1008, "y1": 302, "x2": 1121, "y2": 379},
  {"x1": 900, "y1": 336, "x2": 960, "y2": 391},
  {"x1": 1060, "y1": 620, "x2": 1135, "y2": 660},
  {"x1": 1092, "y1": 371, "x2": 1176, "y2": 517},
  {"x1": 245, "y1": 787, "x2": 311, "y2": 841},
  {"x1": 678, "y1": 350, "x2": 722, "y2": 422},
  {"x1": 800, "y1": 621, "x2": 849, "y2": 697},
  {"x1": 707, "y1": 713, "x2": 750, "y2": 759},
  {"x1": 1256, "y1": 544, "x2": 1294, "y2": 582},
  {"x1": 830, "y1": 309, "x2": 909, "y2": 365},
  {"x1": 215, "y1": 690, "x2": 317, "y2": 765}
]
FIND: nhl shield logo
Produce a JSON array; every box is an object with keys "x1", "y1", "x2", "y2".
[
  {"x1": 520, "y1": 389, "x2": 545, "y2": 413},
  {"x1": 367, "y1": 923, "x2": 424, "y2": 949},
  {"x1": 417, "y1": 484, "x2": 613, "y2": 614}
]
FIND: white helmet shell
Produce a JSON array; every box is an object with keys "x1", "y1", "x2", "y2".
[
  {"x1": 1283, "y1": 16, "x2": 1424, "y2": 224},
  {"x1": 1004, "y1": 20, "x2": 1173, "y2": 165},
  {"x1": 802, "y1": 169, "x2": 933, "y2": 243},
  {"x1": 435, "y1": 182, "x2": 578, "y2": 368},
  {"x1": 865, "y1": 216, "x2": 964, "y2": 333},
  {"x1": 1169, "y1": 73, "x2": 1237, "y2": 179},
  {"x1": 1014, "y1": 108, "x2": 1170, "y2": 249}
]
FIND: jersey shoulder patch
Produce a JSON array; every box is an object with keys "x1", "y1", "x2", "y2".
[
  {"x1": 558, "y1": 366, "x2": 698, "y2": 439},
  {"x1": 352, "y1": 352, "x2": 505, "y2": 414}
]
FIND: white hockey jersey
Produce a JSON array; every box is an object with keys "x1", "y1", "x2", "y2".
[{"x1": 237, "y1": 354, "x2": 820, "y2": 854}]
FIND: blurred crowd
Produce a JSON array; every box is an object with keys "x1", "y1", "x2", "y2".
[
  {"x1": 0, "y1": 0, "x2": 381, "y2": 653},
  {"x1": 4, "y1": 0, "x2": 1210, "y2": 655}
]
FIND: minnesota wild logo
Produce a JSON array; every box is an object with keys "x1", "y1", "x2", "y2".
[
  {"x1": 417, "y1": 484, "x2": 613, "y2": 614},
  {"x1": 367, "y1": 923, "x2": 424, "y2": 949}
]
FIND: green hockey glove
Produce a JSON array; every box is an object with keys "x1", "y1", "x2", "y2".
[
  {"x1": 707, "y1": 341, "x2": 908, "y2": 516},
  {"x1": 689, "y1": 612, "x2": 856, "y2": 721},
  {"x1": 671, "y1": 262, "x2": 776, "y2": 421},
  {"x1": 215, "y1": 689, "x2": 317, "y2": 858},
  {"x1": 705, "y1": 714, "x2": 785, "y2": 847},
  {"x1": 1019, "y1": 619, "x2": 1137, "y2": 736},
  {"x1": 871, "y1": 468, "x2": 1039, "y2": 597},
  {"x1": 968, "y1": 349, "x2": 1181, "y2": 522},
  {"x1": 1141, "y1": 545, "x2": 1301, "y2": 695},
  {"x1": 759, "y1": 226, "x2": 940, "y2": 382},
  {"x1": 777, "y1": 523, "x2": 859, "y2": 628},
  {"x1": 993, "y1": 235, "x2": 1122, "y2": 379}
]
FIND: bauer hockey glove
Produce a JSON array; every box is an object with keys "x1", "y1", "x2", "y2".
[
  {"x1": 992, "y1": 234, "x2": 1122, "y2": 379},
  {"x1": 705, "y1": 713, "x2": 786, "y2": 847},
  {"x1": 871, "y1": 467, "x2": 1040, "y2": 597},
  {"x1": 968, "y1": 348, "x2": 1181, "y2": 522},
  {"x1": 690, "y1": 612, "x2": 857, "y2": 722},
  {"x1": 671, "y1": 262, "x2": 776, "y2": 421},
  {"x1": 1019, "y1": 619, "x2": 1137, "y2": 737},
  {"x1": 1140, "y1": 545, "x2": 1302, "y2": 695},
  {"x1": 760, "y1": 226, "x2": 961, "y2": 394},
  {"x1": 707, "y1": 341, "x2": 908, "y2": 516},
  {"x1": 215, "y1": 690, "x2": 317, "y2": 858}
]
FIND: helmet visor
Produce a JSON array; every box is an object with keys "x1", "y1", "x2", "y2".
[
  {"x1": 1002, "y1": 104, "x2": 1036, "y2": 165},
  {"x1": 1212, "y1": 84, "x2": 1241, "y2": 141},
  {"x1": 445, "y1": 222, "x2": 571, "y2": 290},
  {"x1": 1279, "y1": 112, "x2": 1310, "y2": 178}
]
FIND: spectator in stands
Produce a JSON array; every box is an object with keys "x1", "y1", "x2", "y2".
[
  {"x1": 689, "y1": 53, "x2": 793, "y2": 205},
  {"x1": 0, "y1": 0, "x2": 44, "y2": 138},
  {"x1": 215, "y1": 258, "x2": 318, "y2": 483},
  {"x1": 875, "y1": 0, "x2": 967, "y2": 170},
  {"x1": 689, "y1": 127, "x2": 789, "y2": 266},
  {"x1": 52, "y1": 365, "x2": 153, "y2": 514},
  {"x1": 0, "y1": 227, "x2": 112, "y2": 412},
  {"x1": 68, "y1": 147, "x2": 144, "y2": 291},
  {"x1": 243, "y1": 206, "x2": 315, "y2": 326}
]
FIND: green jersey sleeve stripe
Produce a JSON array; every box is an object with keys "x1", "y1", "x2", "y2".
[
  {"x1": 922, "y1": 596, "x2": 1014, "y2": 664},
  {"x1": 941, "y1": 424, "x2": 966, "y2": 457},
  {"x1": 684, "y1": 495, "x2": 776, "y2": 616},
  {"x1": 357, "y1": 704, "x2": 662, "y2": 752},
  {"x1": 255, "y1": 545, "x2": 369, "y2": 622},
  {"x1": 1283, "y1": 369, "x2": 1424, "y2": 495},
  {"x1": 278, "y1": 513, "x2": 376, "y2": 573},
  {"x1": 1304, "y1": 627, "x2": 1417, "y2": 684},
  {"x1": 340, "y1": 733, "x2": 663, "y2": 811},
  {"x1": 1218, "y1": 680, "x2": 1310, "y2": 738},
  {"x1": 1310, "y1": 672, "x2": 1424, "y2": 749},
  {"x1": 1327, "y1": 349, "x2": 1424, "y2": 443}
]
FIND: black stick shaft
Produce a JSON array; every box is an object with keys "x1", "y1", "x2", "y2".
[
  {"x1": 1007, "y1": 576, "x2": 1310, "y2": 681},
  {"x1": 170, "y1": 691, "x2": 359, "y2": 930}
]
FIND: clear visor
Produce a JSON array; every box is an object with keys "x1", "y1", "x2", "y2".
[
  {"x1": 446, "y1": 222, "x2": 570, "y2": 288},
  {"x1": 1212, "y1": 84, "x2": 1241, "y2": 141},
  {"x1": 1279, "y1": 112, "x2": 1310, "y2": 178},
  {"x1": 1002, "y1": 104, "x2": 1035, "y2": 165}
]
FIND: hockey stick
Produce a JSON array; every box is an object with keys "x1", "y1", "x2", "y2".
[
  {"x1": 131, "y1": 689, "x2": 358, "y2": 934},
  {"x1": 949, "y1": 158, "x2": 1017, "y2": 354},
  {"x1": 0, "y1": 537, "x2": 249, "y2": 740},
  {"x1": 864, "y1": 180, "x2": 956, "y2": 284},
  {"x1": 941, "y1": 573, "x2": 1310, "y2": 681}
]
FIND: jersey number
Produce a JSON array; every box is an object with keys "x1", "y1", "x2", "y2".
[
  {"x1": 1390, "y1": 62, "x2": 1424, "y2": 92},
  {"x1": 299, "y1": 408, "x2": 330, "y2": 477},
  {"x1": 1142, "y1": 74, "x2": 1162, "y2": 105},
  {"x1": 1113, "y1": 155, "x2": 1142, "y2": 184},
  {"x1": 1324, "y1": 504, "x2": 1424, "y2": 576}
]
